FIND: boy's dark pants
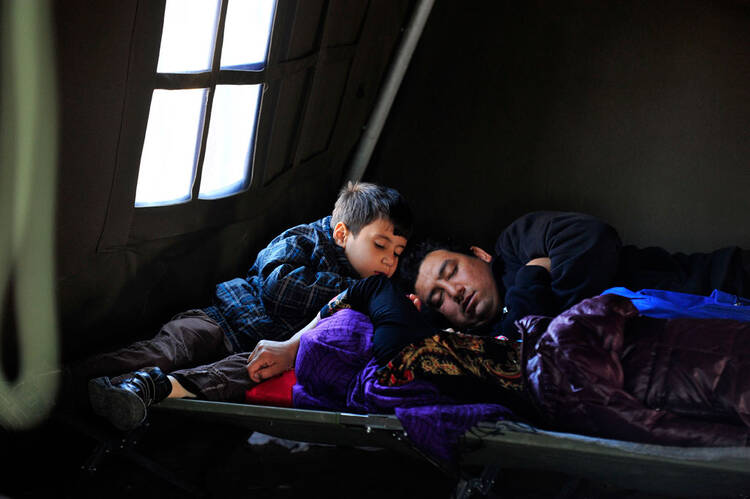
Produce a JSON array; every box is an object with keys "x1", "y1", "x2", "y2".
[{"x1": 72, "y1": 310, "x2": 254, "y2": 402}]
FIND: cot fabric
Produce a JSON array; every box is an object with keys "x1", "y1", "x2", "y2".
[{"x1": 203, "y1": 216, "x2": 359, "y2": 352}]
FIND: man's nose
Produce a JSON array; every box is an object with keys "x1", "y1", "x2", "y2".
[{"x1": 445, "y1": 283, "x2": 464, "y2": 303}]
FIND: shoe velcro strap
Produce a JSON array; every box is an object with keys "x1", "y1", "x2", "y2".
[{"x1": 131, "y1": 370, "x2": 156, "y2": 405}]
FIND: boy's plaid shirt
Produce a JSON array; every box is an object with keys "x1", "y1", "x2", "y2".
[{"x1": 203, "y1": 216, "x2": 359, "y2": 352}]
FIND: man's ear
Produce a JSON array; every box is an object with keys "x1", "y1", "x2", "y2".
[
  {"x1": 470, "y1": 246, "x2": 493, "y2": 263},
  {"x1": 333, "y1": 222, "x2": 349, "y2": 248}
]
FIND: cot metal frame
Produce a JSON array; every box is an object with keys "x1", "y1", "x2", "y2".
[{"x1": 150, "y1": 399, "x2": 750, "y2": 498}]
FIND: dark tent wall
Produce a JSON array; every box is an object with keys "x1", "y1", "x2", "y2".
[
  {"x1": 52, "y1": 0, "x2": 413, "y2": 360},
  {"x1": 47, "y1": 0, "x2": 750, "y2": 362},
  {"x1": 366, "y1": 0, "x2": 750, "y2": 254}
]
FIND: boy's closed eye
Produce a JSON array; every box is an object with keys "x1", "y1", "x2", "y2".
[
  {"x1": 375, "y1": 241, "x2": 404, "y2": 260},
  {"x1": 335, "y1": 218, "x2": 408, "y2": 278}
]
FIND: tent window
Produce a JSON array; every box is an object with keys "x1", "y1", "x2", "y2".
[
  {"x1": 134, "y1": 0, "x2": 275, "y2": 208},
  {"x1": 135, "y1": 89, "x2": 207, "y2": 206},
  {"x1": 199, "y1": 84, "x2": 261, "y2": 199}
]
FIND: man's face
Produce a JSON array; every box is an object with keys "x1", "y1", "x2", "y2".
[{"x1": 414, "y1": 248, "x2": 501, "y2": 329}]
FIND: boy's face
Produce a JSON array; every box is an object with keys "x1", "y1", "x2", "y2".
[{"x1": 335, "y1": 218, "x2": 407, "y2": 278}]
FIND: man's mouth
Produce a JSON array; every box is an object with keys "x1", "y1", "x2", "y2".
[{"x1": 462, "y1": 291, "x2": 477, "y2": 315}]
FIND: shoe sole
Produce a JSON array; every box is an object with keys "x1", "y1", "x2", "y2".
[{"x1": 88, "y1": 377, "x2": 147, "y2": 431}]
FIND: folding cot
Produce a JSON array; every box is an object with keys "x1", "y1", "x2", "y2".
[{"x1": 148, "y1": 398, "x2": 750, "y2": 498}]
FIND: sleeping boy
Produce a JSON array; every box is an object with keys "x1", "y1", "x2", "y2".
[{"x1": 77, "y1": 182, "x2": 413, "y2": 431}]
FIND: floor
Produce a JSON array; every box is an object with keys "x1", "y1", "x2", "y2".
[{"x1": 0, "y1": 410, "x2": 745, "y2": 499}]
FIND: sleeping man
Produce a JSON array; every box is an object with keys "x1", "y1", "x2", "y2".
[
  {"x1": 399, "y1": 210, "x2": 750, "y2": 340},
  {"x1": 247, "y1": 211, "x2": 750, "y2": 450}
]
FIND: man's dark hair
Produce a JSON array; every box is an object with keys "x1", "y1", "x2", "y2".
[
  {"x1": 331, "y1": 181, "x2": 413, "y2": 238},
  {"x1": 396, "y1": 237, "x2": 474, "y2": 293}
]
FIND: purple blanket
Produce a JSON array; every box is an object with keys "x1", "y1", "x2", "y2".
[{"x1": 293, "y1": 309, "x2": 516, "y2": 464}]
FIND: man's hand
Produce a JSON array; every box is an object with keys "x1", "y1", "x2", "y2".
[
  {"x1": 526, "y1": 257, "x2": 551, "y2": 273},
  {"x1": 247, "y1": 339, "x2": 296, "y2": 383}
]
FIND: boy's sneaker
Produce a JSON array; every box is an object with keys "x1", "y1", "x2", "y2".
[{"x1": 88, "y1": 367, "x2": 171, "y2": 431}]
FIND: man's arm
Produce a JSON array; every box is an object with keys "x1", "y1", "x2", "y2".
[
  {"x1": 497, "y1": 212, "x2": 622, "y2": 319},
  {"x1": 543, "y1": 214, "x2": 621, "y2": 310},
  {"x1": 501, "y1": 261, "x2": 556, "y2": 335}
]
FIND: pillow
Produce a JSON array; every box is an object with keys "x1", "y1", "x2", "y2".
[{"x1": 245, "y1": 369, "x2": 296, "y2": 407}]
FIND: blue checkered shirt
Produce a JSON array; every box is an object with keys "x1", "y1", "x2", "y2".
[{"x1": 203, "y1": 216, "x2": 360, "y2": 352}]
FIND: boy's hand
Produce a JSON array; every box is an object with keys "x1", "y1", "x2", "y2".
[
  {"x1": 406, "y1": 293, "x2": 422, "y2": 311},
  {"x1": 526, "y1": 257, "x2": 551, "y2": 273},
  {"x1": 247, "y1": 340, "x2": 295, "y2": 383}
]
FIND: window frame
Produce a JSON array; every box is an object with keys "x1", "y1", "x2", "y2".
[
  {"x1": 96, "y1": 0, "x2": 409, "y2": 251},
  {"x1": 137, "y1": 0, "x2": 271, "y2": 206},
  {"x1": 99, "y1": 0, "x2": 292, "y2": 249}
]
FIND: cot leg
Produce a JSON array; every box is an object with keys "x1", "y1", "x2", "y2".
[
  {"x1": 69, "y1": 415, "x2": 207, "y2": 498},
  {"x1": 454, "y1": 463, "x2": 502, "y2": 499},
  {"x1": 556, "y1": 477, "x2": 583, "y2": 499}
]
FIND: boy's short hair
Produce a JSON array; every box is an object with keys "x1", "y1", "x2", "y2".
[
  {"x1": 396, "y1": 237, "x2": 473, "y2": 293},
  {"x1": 331, "y1": 182, "x2": 413, "y2": 238}
]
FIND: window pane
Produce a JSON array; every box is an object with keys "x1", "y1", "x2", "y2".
[
  {"x1": 135, "y1": 89, "x2": 207, "y2": 207},
  {"x1": 199, "y1": 85, "x2": 261, "y2": 199},
  {"x1": 157, "y1": 0, "x2": 220, "y2": 73},
  {"x1": 220, "y1": 0, "x2": 276, "y2": 70}
]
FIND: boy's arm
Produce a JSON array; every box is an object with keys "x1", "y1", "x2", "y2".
[
  {"x1": 345, "y1": 276, "x2": 435, "y2": 364},
  {"x1": 246, "y1": 281, "x2": 357, "y2": 383},
  {"x1": 246, "y1": 312, "x2": 321, "y2": 383},
  {"x1": 246, "y1": 280, "x2": 358, "y2": 382},
  {"x1": 217, "y1": 228, "x2": 358, "y2": 343},
  {"x1": 258, "y1": 234, "x2": 358, "y2": 329}
]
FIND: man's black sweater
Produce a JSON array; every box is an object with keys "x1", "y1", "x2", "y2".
[{"x1": 488, "y1": 211, "x2": 748, "y2": 337}]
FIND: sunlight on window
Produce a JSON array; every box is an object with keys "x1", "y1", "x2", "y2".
[
  {"x1": 220, "y1": 0, "x2": 276, "y2": 70},
  {"x1": 199, "y1": 85, "x2": 261, "y2": 199},
  {"x1": 135, "y1": 89, "x2": 207, "y2": 207},
  {"x1": 157, "y1": 0, "x2": 220, "y2": 73}
]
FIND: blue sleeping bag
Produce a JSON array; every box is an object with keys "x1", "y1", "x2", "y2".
[{"x1": 602, "y1": 287, "x2": 750, "y2": 321}]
